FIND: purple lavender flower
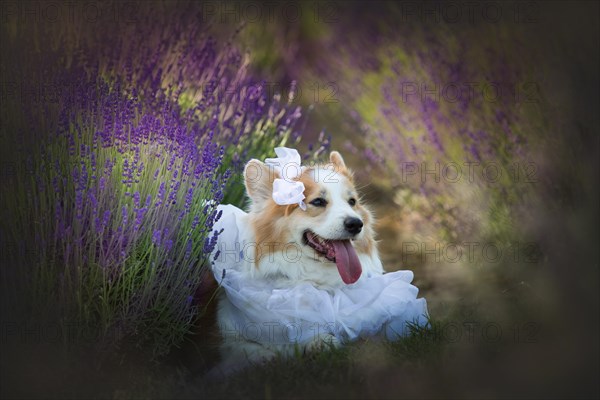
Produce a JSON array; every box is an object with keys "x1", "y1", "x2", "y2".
[
  {"x1": 102, "y1": 210, "x2": 111, "y2": 229},
  {"x1": 184, "y1": 188, "x2": 194, "y2": 213},
  {"x1": 75, "y1": 190, "x2": 83, "y2": 220},
  {"x1": 191, "y1": 215, "x2": 200, "y2": 230},
  {"x1": 167, "y1": 181, "x2": 180, "y2": 205},
  {"x1": 89, "y1": 193, "x2": 98, "y2": 212},
  {"x1": 134, "y1": 207, "x2": 147, "y2": 231},
  {"x1": 133, "y1": 191, "x2": 141, "y2": 208},
  {"x1": 122, "y1": 206, "x2": 128, "y2": 226},
  {"x1": 156, "y1": 182, "x2": 166, "y2": 206},
  {"x1": 152, "y1": 229, "x2": 161, "y2": 246}
]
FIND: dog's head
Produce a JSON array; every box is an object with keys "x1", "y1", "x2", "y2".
[{"x1": 244, "y1": 151, "x2": 379, "y2": 287}]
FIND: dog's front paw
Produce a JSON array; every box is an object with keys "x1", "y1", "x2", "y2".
[{"x1": 304, "y1": 334, "x2": 341, "y2": 354}]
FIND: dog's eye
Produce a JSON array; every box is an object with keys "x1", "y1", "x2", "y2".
[
  {"x1": 348, "y1": 198, "x2": 356, "y2": 206},
  {"x1": 309, "y1": 198, "x2": 328, "y2": 207}
]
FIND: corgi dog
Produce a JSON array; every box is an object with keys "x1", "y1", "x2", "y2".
[
  {"x1": 241, "y1": 150, "x2": 383, "y2": 288},
  {"x1": 208, "y1": 149, "x2": 426, "y2": 375}
]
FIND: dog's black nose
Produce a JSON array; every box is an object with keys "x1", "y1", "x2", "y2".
[{"x1": 344, "y1": 217, "x2": 363, "y2": 235}]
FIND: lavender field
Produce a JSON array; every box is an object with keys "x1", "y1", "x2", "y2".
[{"x1": 1, "y1": 1, "x2": 598, "y2": 399}]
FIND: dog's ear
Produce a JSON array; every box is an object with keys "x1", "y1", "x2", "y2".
[
  {"x1": 329, "y1": 151, "x2": 348, "y2": 173},
  {"x1": 244, "y1": 159, "x2": 277, "y2": 204}
]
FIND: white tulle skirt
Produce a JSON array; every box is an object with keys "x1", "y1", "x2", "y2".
[{"x1": 210, "y1": 204, "x2": 429, "y2": 345}]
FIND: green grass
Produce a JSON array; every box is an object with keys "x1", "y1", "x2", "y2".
[{"x1": 1, "y1": 281, "x2": 551, "y2": 399}]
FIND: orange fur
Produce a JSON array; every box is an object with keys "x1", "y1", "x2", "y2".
[
  {"x1": 250, "y1": 202, "x2": 289, "y2": 266},
  {"x1": 329, "y1": 151, "x2": 354, "y2": 181},
  {"x1": 354, "y1": 205, "x2": 375, "y2": 255}
]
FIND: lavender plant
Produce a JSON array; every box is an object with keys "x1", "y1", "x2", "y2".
[
  {"x1": 0, "y1": 5, "x2": 327, "y2": 357},
  {"x1": 2, "y1": 67, "x2": 226, "y2": 356},
  {"x1": 315, "y1": 20, "x2": 546, "y2": 244}
]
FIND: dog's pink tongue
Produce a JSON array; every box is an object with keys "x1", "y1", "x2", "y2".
[{"x1": 332, "y1": 240, "x2": 362, "y2": 284}]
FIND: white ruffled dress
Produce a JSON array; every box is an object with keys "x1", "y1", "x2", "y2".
[{"x1": 210, "y1": 204, "x2": 429, "y2": 346}]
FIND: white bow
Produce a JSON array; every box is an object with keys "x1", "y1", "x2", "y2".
[{"x1": 265, "y1": 147, "x2": 307, "y2": 211}]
